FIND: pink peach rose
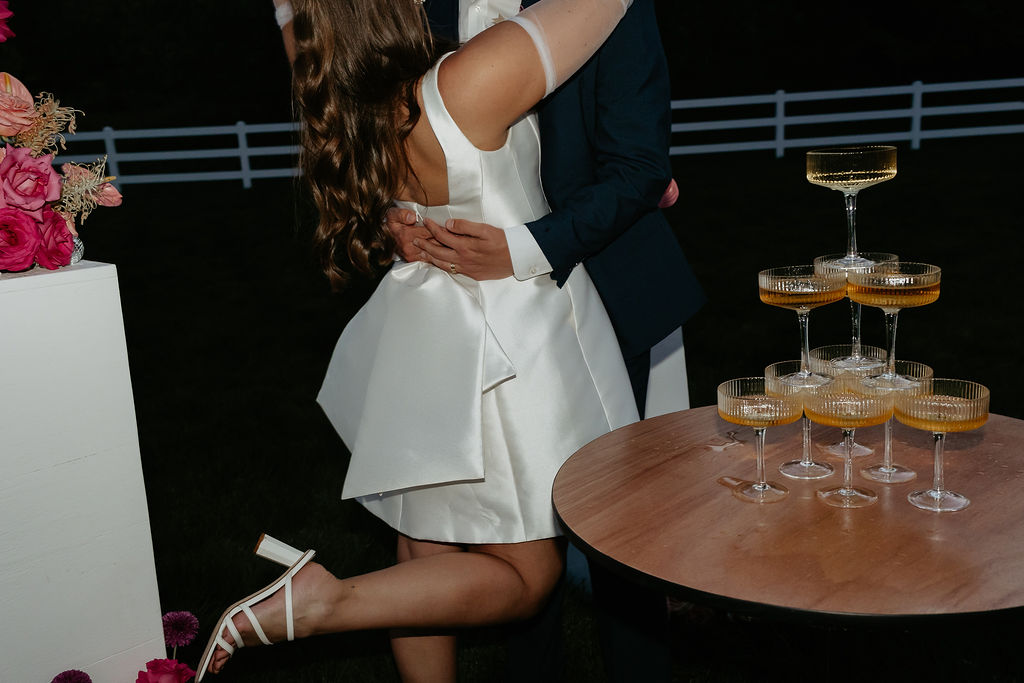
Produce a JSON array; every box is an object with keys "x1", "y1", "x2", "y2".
[
  {"x1": 34, "y1": 206, "x2": 74, "y2": 269},
  {"x1": 0, "y1": 145, "x2": 61, "y2": 214},
  {"x1": 0, "y1": 206, "x2": 41, "y2": 271},
  {"x1": 0, "y1": 72, "x2": 36, "y2": 136},
  {"x1": 135, "y1": 658, "x2": 196, "y2": 683}
]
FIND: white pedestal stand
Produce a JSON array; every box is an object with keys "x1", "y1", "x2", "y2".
[{"x1": 0, "y1": 262, "x2": 165, "y2": 682}]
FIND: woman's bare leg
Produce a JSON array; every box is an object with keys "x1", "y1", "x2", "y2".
[
  {"x1": 390, "y1": 535, "x2": 461, "y2": 683},
  {"x1": 207, "y1": 537, "x2": 565, "y2": 675}
]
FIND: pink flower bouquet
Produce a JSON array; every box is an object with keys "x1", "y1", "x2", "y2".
[{"x1": 0, "y1": 66, "x2": 121, "y2": 273}]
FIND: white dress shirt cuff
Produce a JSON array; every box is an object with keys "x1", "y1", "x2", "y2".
[{"x1": 506, "y1": 224, "x2": 553, "y2": 281}]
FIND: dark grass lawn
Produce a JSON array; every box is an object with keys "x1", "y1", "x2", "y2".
[{"x1": 82, "y1": 135, "x2": 1022, "y2": 681}]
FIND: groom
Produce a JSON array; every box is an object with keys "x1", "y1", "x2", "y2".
[{"x1": 392, "y1": 0, "x2": 706, "y2": 681}]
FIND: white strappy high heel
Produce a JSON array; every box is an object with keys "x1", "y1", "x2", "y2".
[
  {"x1": 253, "y1": 533, "x2": 305, "y2": 567},
  {"x1": 196, "y1": 535, "x2": 314, "y2": 682}
]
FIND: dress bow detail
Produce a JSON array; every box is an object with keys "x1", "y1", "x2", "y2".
[{"x1": 318, "y1": 260, "x2": 516, "y2": 499}]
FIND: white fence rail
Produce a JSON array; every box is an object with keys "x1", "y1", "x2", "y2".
[
  {"x1": 670, "y1": 77, "x2": 1024, "y2": 157},
  {"x1": 56, "y1": 78, "x2": 1024, "y2": 188}
]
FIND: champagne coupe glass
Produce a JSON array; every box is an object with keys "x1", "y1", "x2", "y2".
[
  {"x1": 765, "y1": 360, "x2": 833, "y2": 480},
  {"x1": 896, "y1": 379, "x2": 990, "y2": 512},
  {"x1": 847, "y1": 262, "x2": 941, "y2": 390},
  {"x1": 717, "y1": 377, "x2": 803, "y2": 503},
  {"x1": 806, "y1": 145, "x2": 897, "y2": 270},
  {"x1": 860, "y1": 360, "x2": 933, "y2": 484},
  {"x1": 814, "y1": 252, "x2": 897, "y2": 373},
  {"x1": 758, "y1": 265, "x2": 847, "y2": 389},
  {"x1": 809, "y1": 343, "x2": 888, "y2": 458},
  {"x1": 804, "y1": 378, "x2": 892, "y2": 508}
]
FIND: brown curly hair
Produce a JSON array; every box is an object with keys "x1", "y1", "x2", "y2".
[{"x1": 291, "y1": 0, "x2": 451, "y2": 290}]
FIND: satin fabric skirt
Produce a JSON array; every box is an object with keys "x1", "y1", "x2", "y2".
[{"x1": 317, "y1": 260, "x2": 638, "y2": 544}]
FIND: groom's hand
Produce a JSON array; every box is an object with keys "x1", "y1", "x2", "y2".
[
  {"x1": 385, "y1": 207, "x2": 432, "y2": 262},
  {"x1": 415, "y1": 218, "x2": 514, "y2": 280}
]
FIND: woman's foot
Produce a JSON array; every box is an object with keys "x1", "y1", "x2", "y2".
[{"x1": 203, "y1": 560, "x2": 337, "y2": 677}]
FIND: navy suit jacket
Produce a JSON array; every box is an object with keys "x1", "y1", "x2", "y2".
[{"x1": 425, "y1": 0, "x2": 704, "y2": 360}]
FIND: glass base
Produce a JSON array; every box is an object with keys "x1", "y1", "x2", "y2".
[
  {"x1": 817, "y1": 485, "x2": 877, "y2": 508},
  {"x1": 779, "y1": 459, "x2": 834, "y2": 480},
  {"x1": 862, "y1": 463, "x2": 917, "y2": 484},
  {"x1": 908, "y1": 488, "x2": 970, "y2": 512},
  {"x1": 733, "y1": 480, "x2": 789, "y2": 503},
  {"x1": 829, "y1": 354, "x2": 886, "y2": 373},
  {"x1": 779, "y1": 371, "x2": 832, "y2": 390},
  {"x1": 861, "y1": 373, "x2": 922, "y2": 391},
  {"x1": 819, "y1": 439, "x2": 873, "y2": 458}
]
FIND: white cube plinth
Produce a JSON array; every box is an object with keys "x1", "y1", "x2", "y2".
[{"x1": 0, "y1": 262, "x2": 165, "y2": 683}]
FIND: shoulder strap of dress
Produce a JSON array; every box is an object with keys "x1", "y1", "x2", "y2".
[
  {"x1": 421, "y1": 51, "x2": 481, "y2": 208},
  {"x1": 421, "y1": 51, "x2": 482, "y2": 160}
]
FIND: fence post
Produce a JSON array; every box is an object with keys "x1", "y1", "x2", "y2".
[
  {"x1": 774, "y1": 89, "x2": 786, "y2": 158},
  {"x1": 910, "y1": 81, "x2": 923, "y2": 150},
  {"x1": 102, "y1": 126, "x2": 119, "y2": 180},
  {"x1": 236, "y1": 121, "x2": 252, "y2": 189}
]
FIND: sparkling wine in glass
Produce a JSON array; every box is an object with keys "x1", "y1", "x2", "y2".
[
  {"x1": 847, "y1": 262, "x2": 941, "y2": 390},
  {"x1": 759, "y1": 266, "x2": 846, "y2": 389},
  {"x1": 804, "y1": 378, "x2": 892, "y2": 508},
  {"x1": 806, "y1": 145, "x2": 897, "y2": 270},
  {"x1": 814, "y1": 252, "x2": 897, "y2": 373},
  {"x1": 765, "y1": 360, "x2": 833, "y2": 480},
  {"x1": 717, "y1": 377, "x2": 803, "y2": 503},
  {"x1": 895, "y1": 379, "x2": 989, "y2": 512},
  {"x1": 860, "y1": 359, "x2": 934, "y2": 484}
]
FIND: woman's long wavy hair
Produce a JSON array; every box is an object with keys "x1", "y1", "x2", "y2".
[{"x1": 291, "y1": 0, "x2": 450, "y2": 290}]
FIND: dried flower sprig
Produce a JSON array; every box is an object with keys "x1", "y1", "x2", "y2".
[
  {"x1": 57, "y1": 157, "x2": 122, "y2": 233},
  {"x1": 14, "y1": 92, "x2": 79, "y2": 157}
]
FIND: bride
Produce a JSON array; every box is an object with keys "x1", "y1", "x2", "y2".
[{"x1": 199, "y1": 0, "x2": 643, "y2": 679}]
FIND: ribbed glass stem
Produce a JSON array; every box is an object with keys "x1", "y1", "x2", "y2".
[
  {"x1": 842, "y1": 429, "x2": 855, "y2": 493},
  {"x1": 850, "y1": 300, "x2": 863, "y2": 357},
  {"x1": 754, "y1": 427, "x2": 768, "y2": 489},
  {"x1": 883, "y1": 311, "x2": 900, "y2": 378},
  {"x1": 800, "y1": 415, "x2": 812, "y2": 465},
  {"x1": 932, "y1": 432, "x2": 947, "y2": 493},
  {"x1": 797, "y1": 310, "x2": 812, "y2": 376},
  {"x1": 882, "y1": 418, "x2": 894, "y2": 469},
  {"x1": 844, "y1": 191, "x2": 859, "y2": 258}
]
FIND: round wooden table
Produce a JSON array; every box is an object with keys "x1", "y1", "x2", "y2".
[{"x1": 553, "y1": 405, "x2": 1024, "y2": 620}]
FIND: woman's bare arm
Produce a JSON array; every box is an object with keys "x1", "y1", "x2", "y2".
[{"x1": 439, "y1": 0, "x2": 632, "y2": 149}]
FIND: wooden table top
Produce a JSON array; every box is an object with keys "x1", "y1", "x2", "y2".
[{"x1": 553, "y1": 405, "x2": 1024, "y2": 619}]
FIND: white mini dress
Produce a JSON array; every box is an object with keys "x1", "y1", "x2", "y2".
[{"x1": 316, "y1": 54, "x2": 638, "y2": 544}]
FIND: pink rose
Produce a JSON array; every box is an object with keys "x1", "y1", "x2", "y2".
[
  {"x1": 135, "y1": 658, "x2": 196, "y2": 683},
  {"x1": 35, "y1": 206, "x2": 74, "y2": 269},
  {"x1": 0, "y1": 2, "x2": 13, "y2": 43},
  {"x1": 0, "y1": 206, "x2": 41, "y2": 271},
  {"x1": 0, "y1": 72, "x2": 36, "y2": 135},
  {"x1": 0, "y1": 145, "x2": 61, "y2": 214}
]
